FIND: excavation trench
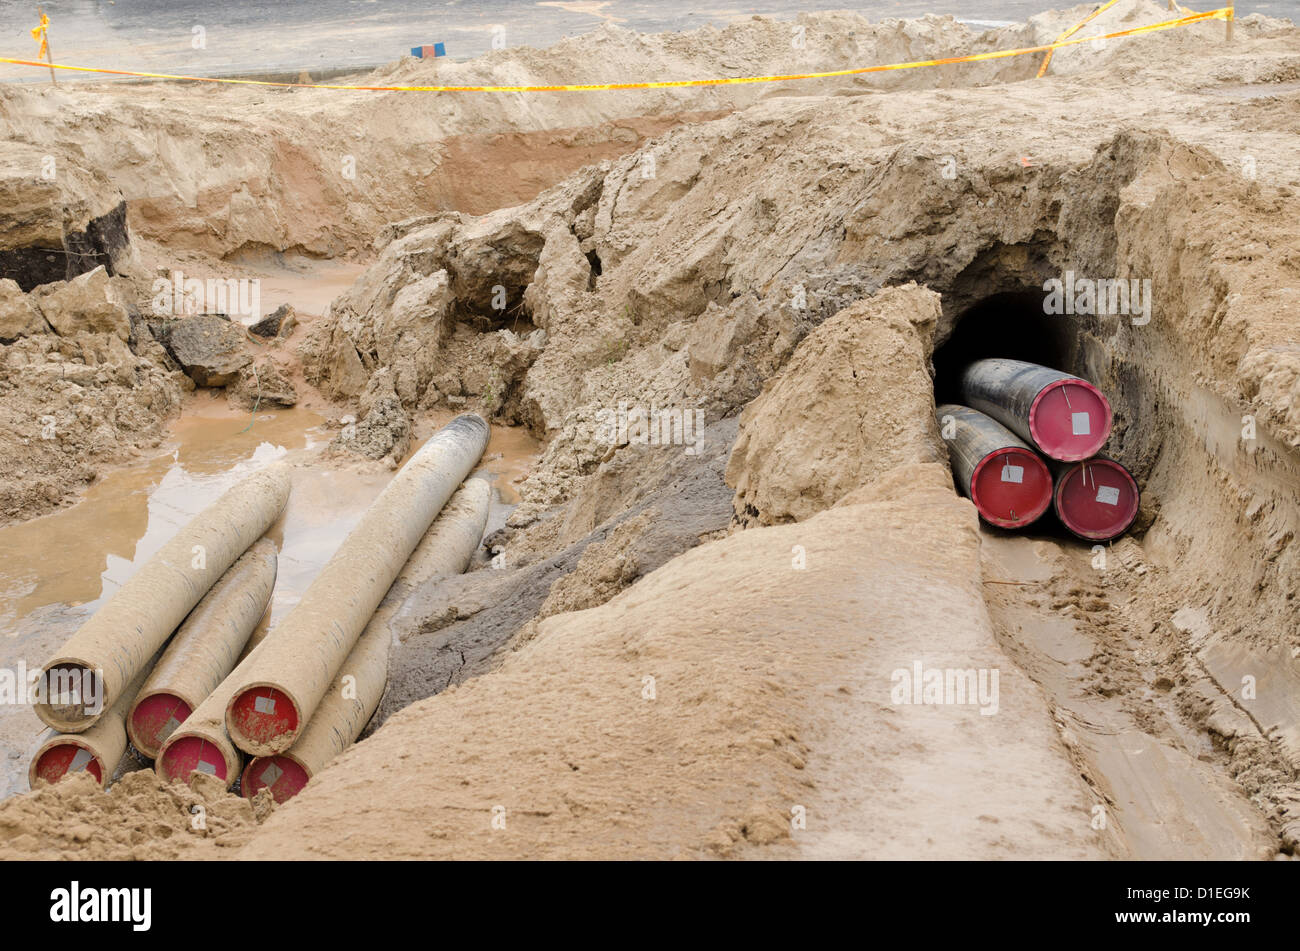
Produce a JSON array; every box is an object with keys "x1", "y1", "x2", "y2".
[{"x1": 921, "y1": 252, "x2": 1300, "y2": 854}]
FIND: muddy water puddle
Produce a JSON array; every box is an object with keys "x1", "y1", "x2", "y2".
[{"x1": 0, "y1": 405, "x2": 538, "y2": 797}]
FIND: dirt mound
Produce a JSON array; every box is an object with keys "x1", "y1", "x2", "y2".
[
  {"x1": 0, "y1": 273, "x2": 187, "y2": 523},
  {"x1": 727, "y1": 285, "x2": 946, "y2": 525},
  {"x1": 241, "y1": 462, "x2": 1100, "y2": 860},
  {"x1": 0, "y1": 770, "x2": 271, "y2": 860}
]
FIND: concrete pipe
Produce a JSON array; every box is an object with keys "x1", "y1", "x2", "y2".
[
  {"x1": 958, "y1": 358, "x2": 1112, "y2": 462},
  {"x1": 127, "y1": 538, "x2": 278, "y2": 759},
  {"x1": 29, "y1": 651, "x2": 159, "y2": 789},
  {"x1": 241, "y1": 478, "x2": 490, "y2": 803},
  {"x1": 937, "y1": 403, "x2": 1053, "y2": 530},
  {"x1": 34, "y1": 462, "x2": 292, "y2": 734},
  {"x1": 1053, "y1": 457, "x2": 1140, "y2": 542},
  {"x1": 225, "y1": 414, "x2": 490, "y2": 757}
]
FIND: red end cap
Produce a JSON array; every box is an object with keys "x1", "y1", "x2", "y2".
[
  {"x1": 241, "y1": 755, "x2": 310, "y2": 804},
  {"x1": 1028, "y1": 379, "x2": 1112, "y2": 462},
  {"x1": 970, "y1": 447, "x2": 1052, "y2": 529},
  {"x1": 33, "y1": 743, "x2": 103, "y2": 785},
  {"x1": 158, "y1": 736, "x2": 229, "y2": 784},
  {"x1": 1054, "y1": 459, "x2": 1139, "y2": 541},
  {"x1": 130, "y1": 693, "x2": 192, "y2": 754},
  {"x1": 228, "y1": 687, "x2": 299, "y2": 749}
]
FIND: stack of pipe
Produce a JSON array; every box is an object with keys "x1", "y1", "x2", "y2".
[
  {"x1": 157, "y1": 413, "x2": 491, "y2": 792},
  {"x1": 240, "y1": 477, "x2": 491, "y2": 803},
  {"x1": 940, "y1": 359, "x2": 1139, "y2": 541},
  {"x1": 33, "y1": 414, "x2": 495, "y2": 794},
  {"x1": 28, "y1": 464, "x2": 292, "y2": 788}
]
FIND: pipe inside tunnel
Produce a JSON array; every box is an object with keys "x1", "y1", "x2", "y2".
[{"x1": 932, "y1": 290, "x2": 1090, "y2": 408}]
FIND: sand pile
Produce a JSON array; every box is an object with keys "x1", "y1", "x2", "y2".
[
  {"x1": 0, "y1": 770, "x2": 269, "y2": 860},
  {"x1": 240, "y1": 462, "x2": 1101, "y2": 860}
]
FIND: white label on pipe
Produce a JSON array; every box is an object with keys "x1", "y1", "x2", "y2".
[
  {"x1": 163, "y1": 717, "x2": 181, "y2": 739},
  {"x1": 254, "y1": 696, "x2": 277, "y2": 715},
  {"x1": 1072, "y1": 412, "x2": 1091, "y2": 436},
  {"x1": 1096, "y1": 485, "x2": 1120, "y2": 505},
  {"x1": 69, "y1": 749, "x2": 93, "y2": 772},
  {"x1": 196, "y1": 760, "x2": 217, "y2": 775},
  {"x1": 1001, "y1": 464, "x2": 1024, "y2": 484},
  {"x1": 261, "y1": 763, "x2": 284, "y2": 786}
]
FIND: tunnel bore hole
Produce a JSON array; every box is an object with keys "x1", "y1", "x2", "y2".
[
  {"x1": 932, "y1": 290, "x2": 1086, "y2": 406},
  {"x1": 932, "y1": 290, "x2": 1103, "y2": 542}
]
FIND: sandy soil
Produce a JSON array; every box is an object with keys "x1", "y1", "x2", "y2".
[{"x1": 0, "y1": 1, "x2": 1298, "y2": 860}]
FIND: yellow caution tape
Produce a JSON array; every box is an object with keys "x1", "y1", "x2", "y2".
[
  {"x1": 0, "y1": 7, "x2": 1233, "y2": 93},
  {"x1": 1037, "y1": 0, "x2": 1121, "y2": 78}
]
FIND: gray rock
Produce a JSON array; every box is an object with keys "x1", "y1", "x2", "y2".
[
  {"x1": 162, "y1": 313, "x2": 251, "y2": 387},
  {"x1": 249, "y1": 303, "x2": 295, "y2": 338}
]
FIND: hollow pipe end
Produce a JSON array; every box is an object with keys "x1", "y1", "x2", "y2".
[
  {"x1": 226, "y1": 685, "x2": 301, "y2": 756},
  {"x1": 30, "y1": 738, "x2": 107, "y2": 789},
  {"x1": 32, "y1": 657, "x2": 106, "y2": 733}
]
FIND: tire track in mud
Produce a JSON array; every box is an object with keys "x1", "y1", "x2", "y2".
[{"x1": 978, "y1": 531, "x2": 1280, "y2": 859}]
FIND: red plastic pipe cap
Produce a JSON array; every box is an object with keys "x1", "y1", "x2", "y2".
[
  {"x1": 157, "y1": 735, "x2": 229, "y2": 784},
  {"x1": 1054, "y1": 458, "x2": 1139, "y2": 541},
  {"x1": 1028, "y1": 379, "x2": 1112, "y2": 462},
  {"x1": 969, "y1": 447, "x2": 1052, "y2": 529},
  {"x1": 241, "y1": 755, "x2": 310, "y2": 804},
  {"x1": 130, "y1": 692, "x2": 192, "y2": 754},
  {"x1": 33, "y1": 742, "x2": 103, "y2": 785}
]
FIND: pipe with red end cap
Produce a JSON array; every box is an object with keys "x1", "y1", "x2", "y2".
[
  {"x1": 1053, "y1": 457, "x2": 1140, "y2": 541},
  {"x1": 243, "y1": 478, "x2": 492, "y2": 803},
  {"x1": 127, "y1": 538, "x2": 277, "y2": 759},
  {"x1": 29, "y1": 650, "x2": 159, "y2": 790},
  {"x1": 937, "y1": 404, "x2": 1053, "y2": 529},
  {"x1": 225, "y1": 414, "x2": 490, "y2": 758},
  {"x1": 958, "y1": 358, "x2": 1112, "y2": 462}
]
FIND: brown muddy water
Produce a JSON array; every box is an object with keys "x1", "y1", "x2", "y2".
[{"x1": 0, "y1": 405, "x2": 538, "y2": 797}]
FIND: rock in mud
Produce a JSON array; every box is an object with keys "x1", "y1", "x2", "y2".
[
  {"x1": 160, "y1": 314, "x2": 252, "y2": 387},
  {"x1": 29, "y1": 267, "x2": 132, "y2": 341},
  {"x1": 248, "y1": 303, "x2": 296, "y2": 339},
  {"x1": 329, "y1": 368, "x2": 410, "y2": 462},
  {"x1": 227, "y1": 359, "x2": 297, "y2": 410}
]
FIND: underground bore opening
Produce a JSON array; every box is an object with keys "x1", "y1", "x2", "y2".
[
  {"x1": 933, "y1": 290, "x2": 1126, "y2": 539},
  {"x1": 932, "y1": 290, "x2": 1083, "y2": 405}
]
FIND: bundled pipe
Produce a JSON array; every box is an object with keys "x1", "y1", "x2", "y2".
[
  {"x1": 958, "y1": 358, "x2": 1112, "y2": 462},
  {"x1": 155, "y1": 626, "x2": 275, "y2": 787},
  {"x1": 224, "y1": 414, "x2": 490, "y2": 757},
  {"x1": 937, "y1": 403, "x2": 1053, "y2": 530},
  {"x1": 127, "y1": 538, "x2": 278, "y2": 759},
  {"x1": 29, "y1": 651, "x2": 160, "y2": 789},
  {"x1": 33, "y1": 463, "x2": 292, "y2": 734},
  {"x1": 241, "y1": 478, "x2": 491, "y2": 803},
  {"x1": 1053, "y1": 457, "x2": 1140, "y2": 542}
]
